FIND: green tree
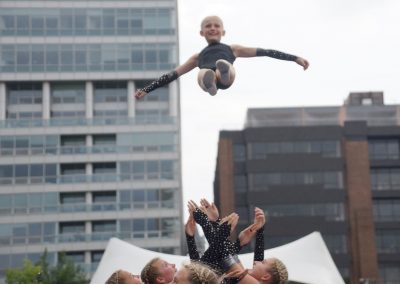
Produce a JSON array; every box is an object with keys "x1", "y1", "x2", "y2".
[
  {"x1": 6, "y1": 250, "x2": 89, "y2": 284},
  {"x1": 5, "y1": 259, "x2": 41, "y2": 284}
]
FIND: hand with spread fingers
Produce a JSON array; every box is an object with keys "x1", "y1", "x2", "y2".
[
  {"x1": 200, "y1": 198, "x2": 220, "y2": 222},
  {"x1": 253, "y1": 207, "x2": 266, "y2": 230},
  {"x1": 220, "y1": 212, "x2": 239, "y2": 233}
]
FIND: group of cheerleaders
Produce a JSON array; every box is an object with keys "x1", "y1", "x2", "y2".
[
  {"x1": 106, "y1": 199, "x2": 288, "y2": 284},
  {"x1": 108, "y1": 15, "x2": 309, "y2": 284}
]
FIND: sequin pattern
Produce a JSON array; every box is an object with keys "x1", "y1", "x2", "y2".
[{"x1": 256, "y1": 48, "x2": 297, "y2": 61}]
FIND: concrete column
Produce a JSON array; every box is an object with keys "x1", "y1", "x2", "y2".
[
  {"x1": 169, "y1": 81, "x2": 178, "y2": 117},
  {"x1": 86, "y1": 191, "x2": 92, "y2": 205},
  {"x1": 0, "y1": 83, "x2": 6, "y2": 120},
  {"x1": 86, "y1": 135, "x2": 93, "y2": 147},
  {"x1": 42, "y1": 82, "x2": 50, "y2": 120},
  {"x1": 85, "y1": 81, "x2": 93, "y2": 119},
  {"x1": 127, "y1": 80, "x2": 135, "y2": 117}
]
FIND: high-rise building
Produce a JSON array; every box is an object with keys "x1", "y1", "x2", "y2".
[
  {"x1": 214, "y1": 92, "x2": 400, "y2": 284},
  {"x1": 0, "y1": 0, "x2": 182, "y2": 281}
]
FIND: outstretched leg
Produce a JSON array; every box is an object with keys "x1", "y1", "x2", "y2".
[
  {"x1": 197, "y1": 69, "x2": 218, "y2": 96},
  {"x1": 215, "y1": 59, "x2": 235, "y2": 87}
]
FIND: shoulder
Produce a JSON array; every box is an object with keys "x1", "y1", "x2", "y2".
[{"x1": 230, "y1": 44, "x2": 243, "y2": 52}]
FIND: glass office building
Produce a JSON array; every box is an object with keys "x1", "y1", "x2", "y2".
[
  {"x1": 214, "y1": 92, "x2": 400, "y2": 284},
  {"x1": 0, "y1": 0, "x2": 182, "y2": 281}
]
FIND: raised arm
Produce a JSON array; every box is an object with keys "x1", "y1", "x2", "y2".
[
  {"x1": 135, "y1": 53, "x2": 199, "y2": 99},
  {"x1": 185, "y1": 207, "x2": 200, "y2": 261},
  {"x1": 231, "y1": 44, "x2": 309, "y2": 70},
  {"x1": 252, "y1": 208, "x2": 266, "y2": 262}
]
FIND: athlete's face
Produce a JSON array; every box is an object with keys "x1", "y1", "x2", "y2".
[
  {"x1": 200, "y1": 16, "x2": 225, "y2": 44},
  {"x1": 248, "y1": 259, "x2": 273, "y2": 282},
  {"x1": 154, "y1": 259, "x2": 177, "y2": 284}
]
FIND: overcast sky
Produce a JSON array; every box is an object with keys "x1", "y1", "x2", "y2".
[{"x1": 176, "y1": 0, "x2": 400, "y2": 214}]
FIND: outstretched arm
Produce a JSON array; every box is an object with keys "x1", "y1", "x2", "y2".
[
  {"x1": 135, "y1": 53, "x2": 199, "y2": 99},
  {"x1": 185, "y1": 206, "x2": 200, "y2": 261},
  {"x1": 231, "y1": 44, "x2": 309, "y2": 70}
]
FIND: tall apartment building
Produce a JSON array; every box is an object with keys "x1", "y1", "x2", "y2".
[
  {"x1": 214, "y1": 92, "x2": 400, "y2": 284},
  {"x1": 0, "y1": 0, "x2": 182, "y2": 281}
]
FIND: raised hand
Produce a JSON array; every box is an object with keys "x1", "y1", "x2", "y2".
[
  {"x1": 253, "y1": 207, "x2": 266, "y2": 230},
  {"x1": 185, "y1": 214, "x2": 196, "y2": 237},
  {"x1": 238, "y1": 224, "x2": 257, "y2": 246},
  {"x1": 220, "y1": 212, "x2": 239, "y2": 233},
  {"x1": 200, "y1": 198, "x2": 219, "y2": 222}
]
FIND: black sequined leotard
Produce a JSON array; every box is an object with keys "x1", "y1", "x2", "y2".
[
  {"x1": 186, "y1": 209, "x2": 265, "y2": 280},
  {"x1": 198, "y1": 42, "x2": 236, "y2": 71}
]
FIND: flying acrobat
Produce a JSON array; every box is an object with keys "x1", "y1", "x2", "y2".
[{"x1": 135, "y1": 15, "x2": 309, "y2": 99}]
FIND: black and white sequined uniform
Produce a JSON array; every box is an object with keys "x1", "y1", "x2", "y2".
[{"x1": 198, "y1": 42, "x2": 236, "y2": 90}]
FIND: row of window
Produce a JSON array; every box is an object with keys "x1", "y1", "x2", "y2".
[
  {"x1": 233, "y1": 139, "x2": 400, "y2": 161},
  {"x1": 235, "y1": 140, "x2": 341, "y2": 161},
  {"x1": 1, "y1": 114, "x2": 176, "y2": 129},
  {"x1": 379, "y1": 265, "x2": 400, "y2": 284},
  {"x1": 0, "y1": 132, "x2": 177, "y2": 154},
  {"x1": 371, "y1": 169, "x2": 400, "y2": 191},
  {"x1": 0, "y1": 188, "x2": 177, "y2": 215},
  {"x1": 376, "y1": 230, "x2": 400, "y2": 253},
  {"x1": 0, "y1": 8, "x2": 174, "y2": 36},
  {"x1": 6, "y1": 82, "x2": 168, "y2": 106},
  {"x1": 249, "y1": 171, "x2": 343, "y2": 190},
  {"x1": 369, "y1": 139, "x2": 400, "y2": 160},
  {"x1": 373, "y1": 200, "x2": 400, "y2": 222},
  {"x1": 0, "y1": 43, "x2": 175, "y2": 72},
  {"x1": 0, "y1": 217, "x2": 179, "y2": 246},
  {"x1": 262, "y1": 203, "x2": 345, "y2": 221},
  {"x1": 0, "y1": 160, "x2": 178, "y2": 185}
]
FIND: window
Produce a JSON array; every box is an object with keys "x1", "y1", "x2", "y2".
[
  {"x1": 7, "y1": 83, "x2": 42, "y2": 105},
  {"x1": 373, "y1": 200, "x2": 400, "y2": 222},
  {"x1": 91, "y1": 251, "x2": 104, "y2": 263},
  {"x1": 60, "y1": 222, "x2": 85, "y2": 234},
  {"x1": 51, "y1": 83, "x2": 85, "y2": 103},
  {"x1": 60, "y1": 192, "x2": 85, "y2": 204},
  {"x1": 93, "y1": 134, "x2": 116, "y2": 145},
  {"x1": 369, "y1": 140, "x2": 400, "y2": 160},
  {"x1": 92, "y1": 221, "x2": 116, "y2": 232},
  {"x1": 64, "y1": 252, "x2": 85, "y2": 264},
  {"x1": 93, "y1": 163, "x2": 116, "y2": 174},
  {"x1": 234, "y1": 175, "x2": 247, "y2": 193},
  {"x1": 249, "y1": 140, "x2": 341, "y2": 159},
  {"x1": 250, "y1": 171, "x2": 343, "y2": 190},
  {"x1": 94, "y1": 81, "x2": 127, "y2": 103},
  {"x1": 264, "y1": 203, "x2": 345, "y2": 221},
  {"x1": 233, "y1": 144, "x2": 246, "y2": 161},
  {"x1": 61, "y1": 135, "x2": 85, "y2": 146},
  {"x1": 93, "y1": 191, "x2": 116, "y2": 203},
  {"x1": 61, "y1": 164, "x2": 85, "y2": 175},
  {"x1": 371, "y1": 169, "x2": 400, "y2": 191},
  {"x1": 376, "y1": 230, "x2": 400, "y2": 253},
  {"x1": 379, "y1": 265, "x2": 400, "y2": 284}
]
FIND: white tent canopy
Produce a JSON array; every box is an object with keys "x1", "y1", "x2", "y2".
[{"x1": 90, "y1": 232, "x2": 344, "y2": 284}]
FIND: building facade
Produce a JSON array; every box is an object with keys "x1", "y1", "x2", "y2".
[
  {"x1": 214, "y1": 92, "x2": 400, "y2": 284},
  {"x1": 0, "y1": 0, "x2": 182, "y2": 280}
]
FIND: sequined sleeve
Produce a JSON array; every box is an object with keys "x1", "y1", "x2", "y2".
[
  {"x1": 256, "y1": 48, "x2": 297, "y2": 61},
  {"x1": 253, "y1": 226, "x2": 265, "y2": 261},
  {"x1": 185, "y1": 233, "x2": 200, "y2": 261},
  {"x1": 140, "y1": 70, "x2": 178, "y2": 94},
  {"x1": 193, "y1": 209, "x2": 217, "y2": 244}
]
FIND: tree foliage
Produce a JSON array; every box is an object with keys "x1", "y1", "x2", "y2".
[{"x1": 6, "y1": 250, "x2": 89, "y2": 284}]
